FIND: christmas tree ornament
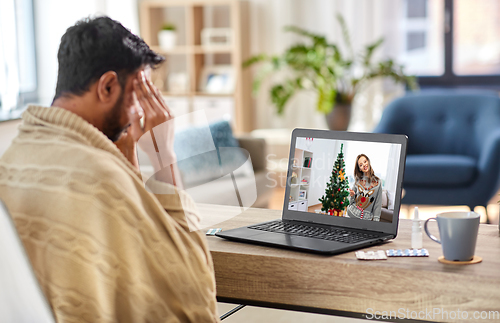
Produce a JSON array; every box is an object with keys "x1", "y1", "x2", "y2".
[{"x1": 339, "y1": 170, "x2": 345, "y2": 181}]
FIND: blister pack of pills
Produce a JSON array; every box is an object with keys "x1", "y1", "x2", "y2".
[
  {"x1": 355, "y1": 250, "x2": 388, "y2": 260},
  {"x1": 386, "y1": 249, "x2": 429, "y2": 257}
]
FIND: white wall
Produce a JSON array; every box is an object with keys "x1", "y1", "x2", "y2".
[
  {"x1": 296, "y1": 137, "x2": 340, "y2": 208},
  {"x1": 307, "y1": 139, "x2": 341, "y2": 207}
]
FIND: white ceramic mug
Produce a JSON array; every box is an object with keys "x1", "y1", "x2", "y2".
[{"x1": 424, "y1": 212, "x2": 480, "y2": 261}]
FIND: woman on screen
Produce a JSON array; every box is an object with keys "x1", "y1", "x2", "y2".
[{"x1": 346, "y1": 154, "x2": 382, "y2": 221}]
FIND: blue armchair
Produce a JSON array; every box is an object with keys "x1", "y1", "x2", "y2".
[{"x1": 374, "y1": 91, "x2": 500, "y2": 221}]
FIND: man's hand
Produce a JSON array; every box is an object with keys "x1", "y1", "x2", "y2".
[
  {"x1": 132, "y1": 71, "x2": 182, "y2": 188},
  {"x1": 115, "y1": 70, "x2": 173, "y2": 169},
  {"x1": 132, "y1": 71, "x2": 175, "y2": 158}
]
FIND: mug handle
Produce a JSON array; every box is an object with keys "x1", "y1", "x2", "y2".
[{"x1": 424, "y1": 218, "x2": 441, "y2": 244}]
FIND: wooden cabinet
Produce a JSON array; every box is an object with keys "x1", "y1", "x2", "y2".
[{"x1": 139, "y1": 0, "x2": 252, "y2": 133}]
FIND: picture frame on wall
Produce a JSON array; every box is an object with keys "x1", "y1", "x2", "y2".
[{"x1": 199, "y1": 65, "x2": 234, "y2": 94}]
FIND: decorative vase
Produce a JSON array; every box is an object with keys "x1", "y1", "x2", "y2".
[
  {"x1": 158, "y1": 30, "x2": 177, "y2": 50},
  {"x1": 325, "y1": 103, "x2": 352, "y2": 131}
]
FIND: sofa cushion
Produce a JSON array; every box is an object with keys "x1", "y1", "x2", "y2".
[
  {"x1": 404, "y1": 155, "x2": 477, "y2": 186},
  {"x1": 174, "y1": 120, "x2": 252, "y2": 187}
]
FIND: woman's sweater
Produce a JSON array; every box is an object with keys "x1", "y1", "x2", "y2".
[{"x1": 347, "y1": 177, "x2": 382, "y2": 221}]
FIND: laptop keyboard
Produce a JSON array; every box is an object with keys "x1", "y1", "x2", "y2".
[{"x1": 248, "y1": 220, "x2": 379, "y2": 244}]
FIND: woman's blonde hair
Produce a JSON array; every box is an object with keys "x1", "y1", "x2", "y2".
[{"x1": 354, "y1": 154, "x2": 379, "y2": 183}]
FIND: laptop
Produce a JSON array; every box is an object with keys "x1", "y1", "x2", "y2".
[{"x1": 216, "y1": 128, "x2": 407, "y2": 254}]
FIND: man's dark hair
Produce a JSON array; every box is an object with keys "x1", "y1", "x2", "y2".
[{"x1": 53, "y1": 16, "x2": 164, "y2": 101}]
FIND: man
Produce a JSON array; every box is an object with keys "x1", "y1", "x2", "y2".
[{"x1": 0, "y1": 16, "x2": 219, "y2": 322}]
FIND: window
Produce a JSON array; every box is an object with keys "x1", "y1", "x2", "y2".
[
  {"x1": 407, "y1": 31, "x2": 426, "y2": 51},
  {"x1": 407, "y1": 0, "x2": 427, "y2": 18},
  {"x1": 0, "y1": 0, "x2": 37, "y2": 120},
  {"x1": 385, "y1": 0, "x2": 445, "y2": 76},
  {"x1": 387, "y1": 0, "x2": 500, "y2": 87},
  {"x1": 453, "y1": 0, "x2": 500, "y2": 76}
]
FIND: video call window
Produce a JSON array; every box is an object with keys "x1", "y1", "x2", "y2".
[{"x1": 288, "y1": 137, "x2": 401, "y2": 223}]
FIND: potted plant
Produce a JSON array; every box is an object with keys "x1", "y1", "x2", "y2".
[
  {"x1": 158, "y1": 23, "x2": 177, "y2": 50},
  {"x1": 243, "y1": 14, "x2": 418, "y2": 131}
]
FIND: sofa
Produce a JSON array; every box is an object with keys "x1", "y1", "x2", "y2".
[
  {"x1": 138, "y1": 120, "x2": 273, "y2": 208},
  {"x1": 374, "y1": 90, "x2": 500, "y2": 221}
]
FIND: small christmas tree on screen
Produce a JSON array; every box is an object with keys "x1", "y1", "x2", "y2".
[{"x1": 319, "y1": 144, "x2": 350, "y2": 216}]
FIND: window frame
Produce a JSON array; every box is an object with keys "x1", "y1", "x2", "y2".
[{"x1": 417, "y1": 0, "x2": 500, "y2": 88}]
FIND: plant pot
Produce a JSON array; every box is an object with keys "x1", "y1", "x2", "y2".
[
  {"x1": 325, "y1": 103, "x2": 352, "y2": 131},
  {"x1": 158, "y1": 30, "x2": 177, "y2": 50}
]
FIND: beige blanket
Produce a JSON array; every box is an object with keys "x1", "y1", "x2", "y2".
[{"x1": 0, "y1": 106, "x2": 219, "y2": 322}]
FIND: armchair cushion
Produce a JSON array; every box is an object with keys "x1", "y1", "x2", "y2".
[{"x1": 404, "y1": 155, "x2": 477, "y2": 186}]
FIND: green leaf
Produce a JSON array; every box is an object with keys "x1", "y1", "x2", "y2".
[
  {"x1": 317, "y1": 87, "x2": 336, "y2": 114},
  {"x1": 284, "y1": 25, "x2": 327, "y2": 47},
  {"x1": 363, "y1": 38, "x2": 384, "y2": 66},
  {"x1": 271, "y1": 56, "x2": 282, "y2": 69},
  {"x1": 336, "y1": 14, "x2": 353, "y2": 58},
  {"x1": 242, "y1": 54, "x2": 268, "y2": 68},
  {"x1": 269, "y1": 78, "x2": 302, "y2": 115},
  {"x1": 251, "y1": 63, "x2": 275, "y2": 94}
]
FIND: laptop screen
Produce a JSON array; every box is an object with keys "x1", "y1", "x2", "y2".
[{"x1": 284, "y1": 130, "x2": 406, "y2": 231}]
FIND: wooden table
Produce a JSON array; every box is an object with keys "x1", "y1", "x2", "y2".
[{"x1": 203, "y1": 205, "x2": 500, "y2": 322}]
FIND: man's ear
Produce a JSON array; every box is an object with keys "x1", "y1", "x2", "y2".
[{"x1": 96, "y1": 71, "x2": 120, "y2": 103}]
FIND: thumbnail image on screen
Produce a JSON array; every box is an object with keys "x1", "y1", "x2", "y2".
[{"x1": 287, "y1": 137, "x2": 401, "y2": 223}]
